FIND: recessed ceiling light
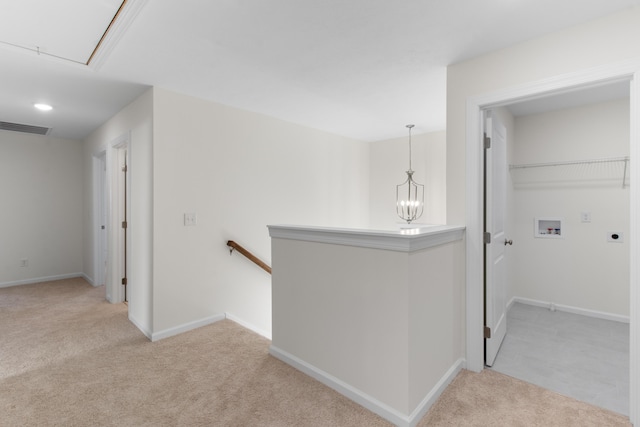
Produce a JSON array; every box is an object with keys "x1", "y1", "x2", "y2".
[{"x1": 34, "y1": 103, "x2": 53, "y2": 111}]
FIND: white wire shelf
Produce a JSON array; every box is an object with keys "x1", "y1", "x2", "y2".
[{"x1": 509, "y1": 156, "x2": 630, "y2": 189}]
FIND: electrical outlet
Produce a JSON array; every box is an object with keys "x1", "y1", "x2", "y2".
[
  {"x1": 20, "y1": 258, "x2": 28, "y2": 268},
  {"x1": 580, "y1": 212, "x2": 591, "y2": 223},
  {"x1": 184, "y1": 213, "x2": 197, "y2": 226},
  {"x1": 607, "y1": 232, "x2": 623, "y2": 243}
]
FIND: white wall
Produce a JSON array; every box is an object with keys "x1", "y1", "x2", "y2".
[
  {"x1": 510, "y1": 98, "x2": 630, "y2": 316},
  {"x1": 446, "y1": 6, "x2": 640, "y2": 380},
  {"x1": 0, "y1": 131, "x2": 83, "y2": 287},
  {"x1": 270, "y1": 231, "x2": 465, "y2": 423},
  {"x1": 151, "y1": 87, "x2": 370, "y2": 337},
  {"x1": 447, "y1": 7, "x2": 640, "y2": 225},
  {"x1": 369, "y1": 131, "x2": 446, "y2": 229},
  {"x1": 83, "y1": 89, "x2": 154, "y2": 334}
]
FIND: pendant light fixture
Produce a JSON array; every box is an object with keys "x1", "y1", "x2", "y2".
[{"x1": 396, "y1": 124, "x2": 424, "y2": 224}]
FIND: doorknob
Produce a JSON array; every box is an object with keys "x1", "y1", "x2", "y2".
[{"x1": 504, "y1": 239, "x2": 513, "y2": 246}]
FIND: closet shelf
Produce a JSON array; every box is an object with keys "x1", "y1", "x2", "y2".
[
  {"x1": 509, "y1": 156, "x2": 629, "y2": 170},
  {"x1": 509, "y1": 156, "x2": 630, "y2": 189}
]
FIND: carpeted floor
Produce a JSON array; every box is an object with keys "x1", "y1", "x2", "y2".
[
  {"x1": 0, "y1": 278, "x2": 632, "y2": 426},
  {"x1": 420, "y1": 369, "x2": 630, "y2": 427}
]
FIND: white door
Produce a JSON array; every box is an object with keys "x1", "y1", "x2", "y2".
[
  {"x1": 485, "y1": 110, "x2": 509, "y2": 367},
  {"x1": 121, "y1": 149, "x2": 128, "y2": 303},
  {"x1": 106, "y1": 139, "x2": 129, "y2": 304},
  {"x1": 99, "y1": 153, "x2": 108, "y2": 286}
]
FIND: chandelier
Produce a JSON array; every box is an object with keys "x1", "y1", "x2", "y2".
[{"x1": 396, "y1": 124, "x2": 424, "y2": 224}]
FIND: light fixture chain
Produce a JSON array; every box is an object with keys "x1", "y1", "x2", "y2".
[{"x1": 407, "y1": 124, "x2": 414, "y2": 171}]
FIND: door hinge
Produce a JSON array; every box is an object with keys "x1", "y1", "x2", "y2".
[
  {"x1": 483, "y1": 232, "x2": 492, "y2": 244},
  {"x1": 121, "y1": 277, "x2": 128, "y2": 285},
  {"x1": 122, "y1": 165, "x2": 128, "y2": 172},
  {"x1": 122, "y1": 221, "x2": 128, "y2": 229},
  {"x1": 484, "y1": 326, "x2": 492, "y2": 339},
  {"x1": 484, "y1": 134, "x2": 491, "y2": 149}
]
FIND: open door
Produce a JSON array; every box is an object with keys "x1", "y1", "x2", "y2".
[
  {"x1": 484, "y1": 110, "x2": 510, "y2": 367},
  {"x1": 94, "y1": 152, "x2": 109, "y2": 290},
  {"x1": 121, "y1": 150, "x2": 128, "y2": 303},
  {"x1": 105, "y1": 138, "x2": 130, "y2": 305},
  {"x1": 99, "y1": 153, "x2": 108, "y2": 286}
]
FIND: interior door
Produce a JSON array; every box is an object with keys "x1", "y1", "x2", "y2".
[
  {"x1": 100, "y1": 154, "x2": 108, "y2": 286},
  {"x1": 485, "y1": 110, "x2": 509, "y2": 367},
  {"x1": 121, "y1": 150, "x2": 128, "y2": 303}
]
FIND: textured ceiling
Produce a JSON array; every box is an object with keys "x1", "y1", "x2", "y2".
[{"x1": 0, "y1": 0, "x2": 638, "y2": 141}]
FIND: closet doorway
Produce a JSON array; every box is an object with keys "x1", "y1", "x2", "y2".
[
  {"x1": 466, "y1": 63, "x2": 640, "y2": 424},
  {"x1": 489, "y1": 83, "x2": 630, "y2": 415}
]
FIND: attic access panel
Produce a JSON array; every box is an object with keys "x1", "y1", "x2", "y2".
[{"x1": 0, "y1": 0, "x2": 125, "y2": 64}]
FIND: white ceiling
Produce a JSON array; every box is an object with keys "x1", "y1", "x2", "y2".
[
  {"x1": 506, "y1": 80, "x2": 631, "y2": 117},
  {"x1": 0, "y1": 0, "x2": 638, "y2": 141},
  {"x1": 0, "y1": 0, "x2": 123, "y2": 64}
]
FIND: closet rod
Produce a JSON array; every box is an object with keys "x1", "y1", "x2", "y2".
[{"x1": 509, "y1": 156, "x2": 629, "y2": 170}]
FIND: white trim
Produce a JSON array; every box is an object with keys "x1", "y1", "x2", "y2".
[
  {"x1": 270, "y1": 345, "x2": 408, "y2": 426},
  {"x1": 629, "y1": 67, "x2": 639, "y2": 425},
  {"x1": 464, "y1": 59, "x2": 640, "y2": 423},
  {"x1": 146, "y1": 312, "x2": 269, "y2": 342},
  {"x1": 106, "y1": 133, "x2": 130, "y2": 304},
  {"x1": 269, "y1": 345, "x2": 463, "y2": 427},
  {"x1": 0, "y1": 273, "x2": 85, "y2": 289},
  {"x1": 465, "y1": 97, "x2": 485, "y2": 373},
  {"x1": 511, "y1": 297, "x2": 630, "y2": 324},
  {"x1": 406, "y1": 359, "x2": 465, "y2": 427},
  {"x1": 150, "y1": 313, "x2": 226, "y2": 341},
  {"x1": 129, "y1": 313, "x2": 152, "y2": 340},
  {"x1": 225, "y1": 313, "x2": 272, "y2": 340},
  {"x1": 268, "y1": 224, "x2": 465, "y2": 252},
  {"x1": 82, "y1": 273, "x2": 96, "y2": 286},
  {"x1": 88, "y1": 0, "x2": 150, "y2": 70}
]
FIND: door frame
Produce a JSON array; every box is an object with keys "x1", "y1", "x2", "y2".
[
  {"x1": 465, "y1": 60, "x2": 639, "y2": 422},
  {"x1": 105, "y1": 133, "x2": 131, "y2": 304}
]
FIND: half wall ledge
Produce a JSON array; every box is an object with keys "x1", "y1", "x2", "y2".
[
  {"x1": 267, "y1": 224, "x2": 466, "y2": 427},
  {"x1": 267, "y1": 224, "x2": 465, "y2": 252}
]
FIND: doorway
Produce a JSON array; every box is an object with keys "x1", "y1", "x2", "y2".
[
  {"x1": 93, "y1": 152, "x2": 108, "y2": 289},
  {"x1": 465, "y1": 63, "x2": 640, "y2": 423},
  {"x1": 485, "y1": 94, "x2": 630, "y2": 414},
  {"x1": 93, "y1": 133, "x2": 131, "y2": 305}
]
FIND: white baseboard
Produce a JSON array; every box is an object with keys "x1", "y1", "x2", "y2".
[
  {"x1": 151, "y1": 313, "x2": 226, "y2": 341},
  {"x1": 82, "y1": 273, "x2": 100, "y2": 287},
  {"x1": 225, "y1": 313, "x2": 272, "y2": 340},
  {"x1": 0, "y1": 273, "x2": 85, "y2": 289},
  {"x1": 511, "y1": 296, "x2": 630, "y2": 323},
  {"x1": 269, "y1": 345, "x2": 464, "y2": 427},
  {"x1": 146, "y1": 312, "x2": 269, "y2": 342},
  {"x1": 129, "y1": 314, "x2": 153, "y2": 340},
  {"x1": 407, "y1": 358, "x2": 465, "y2": 427}
]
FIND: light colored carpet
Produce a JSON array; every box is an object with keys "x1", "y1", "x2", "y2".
[
  {"x1": 0, "y1": 278, "x2": 631, "y2": 426},
  {"x1": 420, "y1": 369, "x2": 630, "y2": 427}
]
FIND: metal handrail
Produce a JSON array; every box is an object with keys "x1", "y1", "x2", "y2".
[{"x1": 226, "y1": 240, "x2": 272, "y2": 275}]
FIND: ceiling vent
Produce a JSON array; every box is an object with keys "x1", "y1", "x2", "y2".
[{"x1": 0, "y1": 121, "x2": 51, "y2": 135}]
